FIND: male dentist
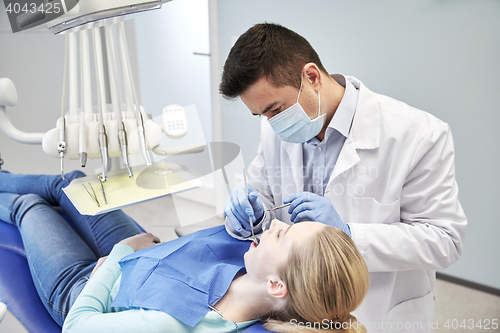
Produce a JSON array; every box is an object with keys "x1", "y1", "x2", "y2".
[{"x1": 221, "y1": 23, "x2": 467, "y2": 332}]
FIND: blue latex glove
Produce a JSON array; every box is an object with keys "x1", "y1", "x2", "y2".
[
  {"x1": 224, "y1": 184, "x2": 264, "y2": 233},
  {"x1": 284, "y1": 192, "x2": 351, "y2": 237}
]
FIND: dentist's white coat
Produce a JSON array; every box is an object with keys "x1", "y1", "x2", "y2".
[{"x1": 239, "y1": 76, "x2": 467, "y2": 332}]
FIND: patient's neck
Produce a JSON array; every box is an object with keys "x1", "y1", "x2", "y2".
[{"x1": 213, "y1": 272, "x2": 272, "y2": 323}]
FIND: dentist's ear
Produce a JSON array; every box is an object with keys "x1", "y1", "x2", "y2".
[
  {"x1": 267, "y1": 276, "x2": 288, "y2": 299},
  {"x1": 302, "y1": 63, "x2": 322, "y2": 91}
]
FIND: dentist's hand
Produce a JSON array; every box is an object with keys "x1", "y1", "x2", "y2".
[
  {"x1": 224, "y1": 184, "x2": 264, "y2": 233},
  {"x1": 284, "y1": 192, "x2": 351, "y2": 237}
]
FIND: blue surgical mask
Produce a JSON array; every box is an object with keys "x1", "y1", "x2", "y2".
[{"x1": 267, "y1": 75, "x2": 324, "y2": 143}]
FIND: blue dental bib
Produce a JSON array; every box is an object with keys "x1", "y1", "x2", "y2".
[{"x1": 109, "y1": 225, "x2": 249, "y2": 327}]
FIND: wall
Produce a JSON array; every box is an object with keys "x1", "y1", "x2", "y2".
[
  {"x1": 216, "y1": 0, "x2": 500, "y2": 289},
  {"x1": 132, "y1": 0, "x2": 211, "y2": 138}
]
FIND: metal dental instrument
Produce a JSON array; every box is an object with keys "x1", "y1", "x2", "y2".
[
  {"x1": 83, "y1": 183, "x2": 100, "y2": 207},
  {"x1": 265, "y1": 191, "x2": 330, "y2": 212},
  {"x1": 243, "y1": 169, "x2": 259, "y2": 245},
  {"x1": 98, "y1": 175, "x2": 108, "y2": 205},
  {"x1": 137, "y1": 112, "x2": 151, "y2": 166},
  {"x1": 118, "y1": 22, "x2": 152, "y2": 166},
  {"x1": 79, "y1": 29, "x2": 91, "y2": 168},
  {"x1": 92, "y1": 27, "x2": 109, "y2": 181},
  {"x1": 57, "y1": 118, "x2": 66, "y2": 180},
  {"x1": 118, "y1": 120, "x2": 133, "y2": 176},
  {"x1": 79, "y1": 83, "x2": 88, "y2": 167},
  {"x1": 98, "y1": 125, "x2": 109, "y2": 182},
  {"x1": 58, "y1": 34, "x2": 69, "y2": 180},
  {"x1": 105, "y1": 25, "x2": 133, "y2": 177},
  {"x1": 266, "y1": 202, "x2": 292, "y2": 212}
]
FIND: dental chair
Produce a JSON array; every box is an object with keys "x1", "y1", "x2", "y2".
[
  {"x1": 0, "y1": 207, "x2": 271, "y2": 333},
  {"x1": 0, "y1": 302, "x2": 6, "y2": 323},
  {"x1": 0, "y1": 207, "x2": 73, "y2": 333}
]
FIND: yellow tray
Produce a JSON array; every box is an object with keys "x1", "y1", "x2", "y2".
[{"x1": 63, "y1": 162, "x2": 203, "y2": 215}]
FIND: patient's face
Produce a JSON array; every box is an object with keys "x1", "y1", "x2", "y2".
[{"x1": 244, "y1": 219, "x2": 325, "y2": 280}]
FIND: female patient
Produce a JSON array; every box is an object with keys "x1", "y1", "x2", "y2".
[{"x1": 0, "y1": 170, "x2": 369, "y2": 333}]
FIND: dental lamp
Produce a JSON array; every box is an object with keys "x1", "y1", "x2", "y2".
[{"x1": 8, "y1": 0, "x2": 169, "y2": 35}]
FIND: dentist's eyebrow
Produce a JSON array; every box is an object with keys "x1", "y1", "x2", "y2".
[{"x1": 251, "y1": 101, "x2": 278, "y2": 116}]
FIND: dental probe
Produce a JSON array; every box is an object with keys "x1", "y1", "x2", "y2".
[
  {"x1": 92, "y1": 27, "x2": 109, "y2": 181},
  {"x1": 265, "y1": 191, "x2": 330, "y2": 212},
  {"x1": 58, "y1": 34, "x2": 69, "y2": 180},
  {"x1": 243, "y1": 169, "x2": 259, "y2": 245},
  {"x1": 265, "y1": 202, "x2": 292, "y2": 212},
  {"x1": 98, "y1": 175, "x2": 108, "y2": 205},
  {"x1": 105, "y1": 25, "x2": 133, "y2": 177}
]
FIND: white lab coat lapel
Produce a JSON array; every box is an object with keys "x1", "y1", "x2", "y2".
[
  {"x1": 281, "y1": 141, "x2": 304, "y2": 194},
  {"x1": 328, "y1": 79, "x2": 381, "y2": 184},
  {"x1": 329, "y1": 134, "x2": 360, "y2": 181}
]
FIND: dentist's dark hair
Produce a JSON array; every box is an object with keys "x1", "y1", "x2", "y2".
[{"x1": 219, "y1": 23, "x2": 328, "y2": 99}]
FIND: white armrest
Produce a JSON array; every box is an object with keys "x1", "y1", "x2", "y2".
[
  {"x1": 0, "y1": 78, "x2": 45, "y2": 144},
  {"x1": 0, "y1": 302, "x2": 7, "y2": 323},
  {"x1": 0, "y1": 78, "x2": 17, "y2": 107}
]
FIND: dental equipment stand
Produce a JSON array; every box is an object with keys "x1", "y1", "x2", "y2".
[{"x1": 0, "y1": 24, "x2": 163, "y2": 179}]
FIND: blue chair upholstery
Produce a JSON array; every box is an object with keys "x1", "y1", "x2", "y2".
[
  {"x1": 0, "y1": 206, "x2": 147, "y2": 333},
  {"x1": 0, "y1": 213, "x2": 62, "y2": 333}
]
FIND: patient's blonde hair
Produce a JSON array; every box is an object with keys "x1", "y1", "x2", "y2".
[{"x1": 264, "y1": 225, "x2": 369, "y2": 333}]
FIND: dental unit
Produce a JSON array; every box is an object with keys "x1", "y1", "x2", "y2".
[{"x1": 0, "y1": 1, "x2": 182, "y2": 182}]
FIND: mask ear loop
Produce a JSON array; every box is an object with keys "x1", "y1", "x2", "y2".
[
  {"x1": 299, "y1": 71, "x2": 322, "y2": 118},
  {"x1": 317, "y1": 91, "x2": 321, "y2": 118},
  {"x1": 297, "y1": 72, "x2": 304, "y2": 103}
]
